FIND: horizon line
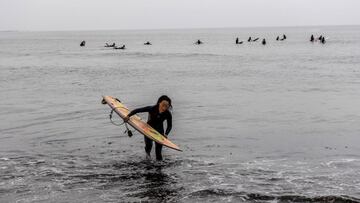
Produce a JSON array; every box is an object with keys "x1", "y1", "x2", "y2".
[{"x1": 1, "y1": 24, "x2": 359, "y2": 33}]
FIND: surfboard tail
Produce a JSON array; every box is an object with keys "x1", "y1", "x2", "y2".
[{"x1": 162, "y1": 139, "x2": 182, "y2": 151}]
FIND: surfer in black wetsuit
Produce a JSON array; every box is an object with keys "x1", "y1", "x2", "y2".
[
  {"x1": 114, "y1": 45, "x2": 126, "y2": 49},
  {"x1": 321, "y1": 36, "x2": 326, "y2": 44},
  {"x1": 262, "y1": 38, "x2": 266, "y2": 45},
  {"x1": 195, "y1": 39, "x2": 203, "y2": 45},
  {"x1": 105, "y1": 43, "x2": 116, "y2": 47},
  {"x1": 310, "y1": 34, "x2": 315, "y2": 42},
  {"x1": 124, "y1": 95, "x2": 172, "y2": 161}
]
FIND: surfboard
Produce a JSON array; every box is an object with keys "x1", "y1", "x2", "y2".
[{"x1": 102, "y1": 96, "x2": 181, "y2": 151}]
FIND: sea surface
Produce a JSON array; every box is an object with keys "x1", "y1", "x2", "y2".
[{"x1": 1, "y1": 26, "x2": 360, "y2": 202}]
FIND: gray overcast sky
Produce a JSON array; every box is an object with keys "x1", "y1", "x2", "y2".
[{"x1": 1, "y1": 0, "x2": 359, "y2": 31}]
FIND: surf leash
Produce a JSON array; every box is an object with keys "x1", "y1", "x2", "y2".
[{"x1": 107, "y1": 98, "x2": 133, "y2": 137}]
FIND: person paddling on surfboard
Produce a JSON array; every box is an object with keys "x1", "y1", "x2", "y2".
[{"x1": 124, "y1": 95, "x2": 172, "y2": 161}]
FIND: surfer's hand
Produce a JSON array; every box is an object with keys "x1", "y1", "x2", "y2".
[{"x1": 123, "y1": 116, "x2": 130, "y2": 122}]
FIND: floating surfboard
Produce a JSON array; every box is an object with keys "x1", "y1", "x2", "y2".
[{"x1": 102, "y1": 96, "x2": 181, "y2": 151}]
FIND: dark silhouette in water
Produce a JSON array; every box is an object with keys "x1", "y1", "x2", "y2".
[
  {"x1": 276, "y1": 36, "x2": 280, "y2": 41},
  {"x1": 235, "y1": 38, "x2": 243, "y2": 44},
  {"x1": 195, "y1": 40, "x2": 203, "y2": 45},
  {"x1": 105, "y1": 43, "x2": 116, "y2": 47},
  {"x1": 80, "y1": 41, "x2": 86, "y2": 47},
  {"x1": 114, "y1": 45, "x2": 126, "y2": 49},
  {"x1": 252, "y1": 38, "x2": 259, "y2": 42},
  {"x1": 283, "y1": 34, "x2": 287, "y2": 40},
  {"x1": 144, "y1": 41, "x2": 152, "y2": 45},
  {"x1": 262, "y1": 38, "x2": 266, "y2": 45},
  {"x1": 321, "y1": 37, "x2": 326, "y2": 44},
  {"x1": 247, "y1": 37, "x2": 252, "y2": 42},
  {"x1": 318, "y1": 35, "x2": 323, "y2": 41},
  {"x1": 310, "y1": 35, "x2": 315, "y2": 42}
]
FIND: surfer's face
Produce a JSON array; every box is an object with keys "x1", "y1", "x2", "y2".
[{"x1": 159, "y1": 100, "x2": 170, "y2": 113}]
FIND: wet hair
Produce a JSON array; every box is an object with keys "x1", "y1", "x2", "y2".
[{"x1": 157, "y1": 95, "x2": 172, "y2": 110}]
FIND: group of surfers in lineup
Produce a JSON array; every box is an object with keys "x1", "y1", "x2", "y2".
[
  {"x1": 101, "y1": 41, "x2": 152, "y2": 49},
  {"x1": 310, "y1": 34, "x2": 327, "y2": 44},
  {"x1": 104, "y1": 43, "x2": 126, "y2": 49},
  {"x1": 80, "y1": 34, "x2": 327, "y2": 48},
  {"x1": 235, "y1": 34, "x2": 287, "y2": 45},
  {"x1": 234, "y1": 34, "x2": 326, "y2": 45}
]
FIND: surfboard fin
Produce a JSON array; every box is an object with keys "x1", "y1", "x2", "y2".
[
  {"x1": 124, "y1": 123, "x2": 133, "y2": 137},
  {"x1": 127, "y1": 130, "x2": 133, "y2": 137},
  {"x1": 124, "y1": 129, "x2": 133, "y2": 137}
]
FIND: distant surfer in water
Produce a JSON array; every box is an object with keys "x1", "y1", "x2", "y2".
[
  {"x1": 124, "y1": 95, "x2": 173, "y2": 161},
  {"x1": 235, "y1": 38, "x2": 243, "y2": 44},
  {"x1": 105, "y1": 43, "x2": 116, "y2": 47},
  {"x1": 114, "y1": 45, "x2": 126, "y2": 49},
  {"x1": 195, "y1": 39, "x2": 203, "y2": 45},
  {"x1": 262, "y1": 38, "x2": 266, "y2": 45},
  {"x1": 310, "y1": 34, "x2": 315, "y2": 42},
  {"x1": 321, "y1": 36, "x2": 326, "y2": 44}
]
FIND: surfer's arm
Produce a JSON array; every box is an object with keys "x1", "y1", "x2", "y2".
[
  {"x1": 165, "y1": 112, "x2": 172, "y2": 136},
  {"x1": 124, "y1": 106, "x2": 152, "y2": 122},
  {"x1": 127, "y1": 106, "x2": 152, "y2": 117}
]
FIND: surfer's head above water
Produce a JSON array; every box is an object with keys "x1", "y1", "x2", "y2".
[{"x1": 157, "y1": 95, "x2": 172, "y2": 113}]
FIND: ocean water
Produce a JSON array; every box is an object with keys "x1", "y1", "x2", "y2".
[{"x1": 1, "y1": 26, "x2": 360, "y2": 202}]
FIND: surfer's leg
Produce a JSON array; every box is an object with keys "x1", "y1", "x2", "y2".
[
  {"x1": 144, "y1": 136, "x2": 152, "y2": 156},
  {"x1": 155, "y1": 142, "x2": 163, "y2": 161}
]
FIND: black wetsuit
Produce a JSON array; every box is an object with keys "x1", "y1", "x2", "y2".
[{"x1": 127, "y1": 105, "x2": 172, "y2": 160}]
